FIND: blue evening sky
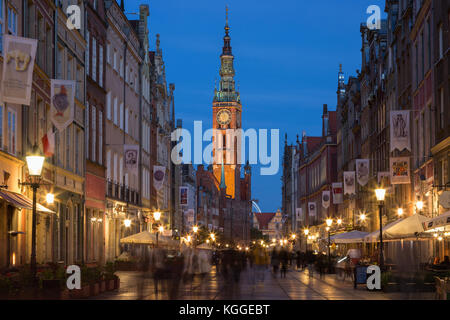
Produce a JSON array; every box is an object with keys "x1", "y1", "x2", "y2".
[{"x1": 125, "y1": 0, "x2": 386, "y2": 213}]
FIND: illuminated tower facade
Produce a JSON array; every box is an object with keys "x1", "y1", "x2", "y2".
[{"x1": 212, "y1": 8, "x2": 242, "y2": 199}]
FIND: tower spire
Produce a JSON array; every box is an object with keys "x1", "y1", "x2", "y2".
[{"x1": 222, "y1": 6, "x2": 232, "y2": 56}]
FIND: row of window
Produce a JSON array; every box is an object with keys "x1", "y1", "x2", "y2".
[
  {"x1": 85, "y1": 102, "x2": 103, "y2": 165},
  {"x1": 106, "y1": 44, "x2": 139, "y2": 94},
  {"x1": 86, "y1": 31, "x2": 104, "y2": 87},
  {"x1": 0, "y1": 105, "x2": 16, "y2": 155}
]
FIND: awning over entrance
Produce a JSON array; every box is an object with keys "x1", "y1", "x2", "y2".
[
  {"x1": 330, "y1": 230, "x2": 369, "y2": 243},
  {"x1": 423, "y1": 211, "x2": 450, "y2": 232},
  {"x1": 383, "y1": 214, "x2": 428, "y2": 239},
  {"x1": 364, "y1": 214, "x2": 428, "y2": 241},
  {"x1": 364, "y1": 219, "x2": 403, "y2": 242},
  {"x1": 120, "y1": 231, "x2": 180, "y2": 249},
  {"x1": 0, "y1": 189, "x2": 54, "y2": 213}
]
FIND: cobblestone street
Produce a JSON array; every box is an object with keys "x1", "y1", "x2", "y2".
[{"x1": 92, "y1": 267, "x2": 434, "y2": 300}]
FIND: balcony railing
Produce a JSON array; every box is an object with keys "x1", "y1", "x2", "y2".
[{"x1": 106, "y1": 180, "x2": 139, "y2": 205}]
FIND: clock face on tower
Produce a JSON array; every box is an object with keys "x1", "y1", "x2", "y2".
[{"x1": 217, "y1": 109, "x2": 232, "y2": 126}]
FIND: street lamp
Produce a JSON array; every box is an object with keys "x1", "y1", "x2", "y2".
[
  {"x1": 46, "y1": 193, "x2": 54, "y2": 204},
  {"x1": 156, "y1": 225, "x2": 164, "y2": 247},
  {"x1": 124, "y1": 218, "x2": 132, "y2": 228},
  {"x1": 337, "y1": 218, "x2": 342, "y2": 226},
  {"x1": 21, "y1": 144, "x2": 46, "y2": 284},
  {"x1": 415, "y1": 200, "x2": 424, "y2": 213},
  {"x1": 375, "y1": 186, "x2": 386, "y2": 270},
  {"x1": 397, "y1": 208, "x2": 404, "y2": 217},
  {"x1": 326, "y1": 219, "x2": 333, "y2": 267},
  {"x1": 153, "y1": 211, "x2": 161, "y2": 221},
  {"x1": 303, "y1": 228, "x2": 309, "y2": 253}
]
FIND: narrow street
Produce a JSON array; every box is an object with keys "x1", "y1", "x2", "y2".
[{"x1": 93, "y1": 266, "x2": 434, "y2": 300}]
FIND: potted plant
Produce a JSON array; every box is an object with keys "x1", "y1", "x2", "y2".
[
  {"x1": 104, "y1": 262, "x2": 118, "y2": 291},
  {"x1": 88, "y1": 267, "x2": 102, "y2": 296},
  {"x1": 69, "y1": 266, "x2": 91, "y2": 299}
]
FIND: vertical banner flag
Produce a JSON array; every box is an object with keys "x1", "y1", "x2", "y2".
[
  {"x1": 356, "y1": 159, "x2": 370, "y2": 186},
  {"x1": 50, "y1": 79, "x2": 76, "y2": 132},
  {"x1": 296, "y1": 208, "x2": 303, "y2": 221},
  {"x1": 322, "y1": 191, "x2": 330, "y2": 208},
  {"x1": 153, "y1": 166, "x2": 166, "y2": 191},
  {"x1": 124, "y1": 145, "x2": 139, "y2": 176},
  {"x1": 377, "y1": 171, "x2": 390, "y2": 185},
  {"x1": 308, "y1": 202, "x2": 316, "y2": 217},
  {"x1": 1, "y1": 35, "x2": 38, "y2": 105},
  {"x1": 344, "y1": 171, "x2": 356, "y2": 195},
  {"x1": 180, "y1": 186, "x2": 188, "y2": 205},
  {"x1": 332, "y1": 182, "x2": 343, "y2": 204},
  {"x1": 390, "y1": 157, "x2": 411, "y2": 184},
  {"x1": 41, "y1": 129, "x2": 55, "y2": 157},
  {"x1": 390, "y1": 110, "x2": 411, "y2": 151}
]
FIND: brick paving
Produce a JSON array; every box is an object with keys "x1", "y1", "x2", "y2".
[{"x1": 92, "y1": 266, "x2": 434, "y2": 300}]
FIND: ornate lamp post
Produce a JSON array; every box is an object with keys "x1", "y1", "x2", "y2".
[
  {"x1": 193, "y1": 225, "x2": 199, "y2": 248},
  {"x1": 375, "y1": 186, "x2": 386, "y2": 270},
  {"x1": 20, "y1": 145, "x2": 46, "y2": 284},
  {"x1": 326, "y1": 218, "x2": 333, "y2": 267}
]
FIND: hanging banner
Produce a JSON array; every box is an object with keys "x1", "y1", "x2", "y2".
[
  {"x1": 1, "y1": 35, "x2": 38, "y2": 105},
  {"x1": 390, "y1": 157, "x2": 410, "y2": 184},
  {"x1": 322, "y1": 191, "x2": 330, "y2": 209},
  {"x1": 344, "y1": 171, "x2": 356, "y2": 195},
  {"x1": 390, "y1": 110, "x2": 411, "y2": 152},
  {"x1": 308, "y1": 202, "x2": 316, "y2": 217},
  {"x1": 180, "y1": 186, "x2": 188, "y2": 205},
  {"x1": 377, "y1": 171, "x2": 390, "y2": 185},
  {"x1": 153, "y1": 166, "x2": 166, "y2": 191},
  {"x1": 332, "y1": 182, "x2": 343, "y2": 204},
  {"x1": 296, "y1": 208, "x2": 303, "y2": 221},
  {"x1": 124, "y1": 145, "x2": 139, "y2": 176},
  {"x1": 356, "y1": 159, "x2": 370, "y2": 186},
  {"x1": 50, "y1": 79, "x2": 76, "y2": 132},
  {"x1": 41, "y1": 129, "x2": 55, "y2": 157}
]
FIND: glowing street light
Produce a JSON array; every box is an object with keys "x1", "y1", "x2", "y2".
[
  {"x1": 397, "y1": 208, "x2": 404, "y2": 217},
  {"x1": 326, "y1": 218, "x2": 333, "y2": 227},
  {"x1": 153, "y1": 211, "x2": 161, "y2": 221},
  {"x1": 416, "y1": 200, "x2": 424, "y2": 211},
  {"x1": 337, "y1": 218, "x2": 342, "y2": 225},
  {"x1": 375, "y1": 185, "x2": 386, "y2": 270},
  {"x1": 46, "y1": 193, "x2": 54, "y2": 204},
  {"x1": 193, "y1": 226, "x2": 199, "y2": 233},
  {"x1": 360, "y1": 213, "x2": 367, "y2": 222},
  {"x1": 124, "y1": 219, "x2": 132, "y2": 227}
]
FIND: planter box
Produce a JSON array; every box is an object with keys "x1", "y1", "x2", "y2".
[
  {"x1": 99, "y1": 280, "x2": 106, "y2": 293},
  {"x1": 106, "y1": 279, "x2": 115, "y2": 291},
  {"x1": 69, "y1": 285, "x2": 90, "y2": 299},
  {"x1": 90, "y1": 282, "x2": 100, "y2": 296}
]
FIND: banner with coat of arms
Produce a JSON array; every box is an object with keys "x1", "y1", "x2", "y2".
[
  {"x1": 332, "y1": 183, "x2": 343, "y2": 204},
  {"x1": 308, "y1": 202, "x2": 316, "y2": 217},
  {"x1": 153, "y1": 166, "x2": 166, "y2": 191},
  {"x1": 343, "y1": 171, "x2": 356, "y2": 195},
  {"x1": 124, "y1": 145, "x2": 139, "y2": 176},
  {"x1": 1, "y1": 35, "x2": 38, "y2": 105},
  {"x1": 356, "y1": 159, "x2": 370, "y2": 186},
  {"x1": 50, "y1": 79, "x2": 76, "y2": 132},
  {"x1": 390, "y1": 110, "x2": 411, "y2": 152},
  {"x1": 390, "y1": 157, "x2": 410, "y2": 184},
  {"x1": 322, "y1": 191, "x2": 330, "y2": 208}
]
